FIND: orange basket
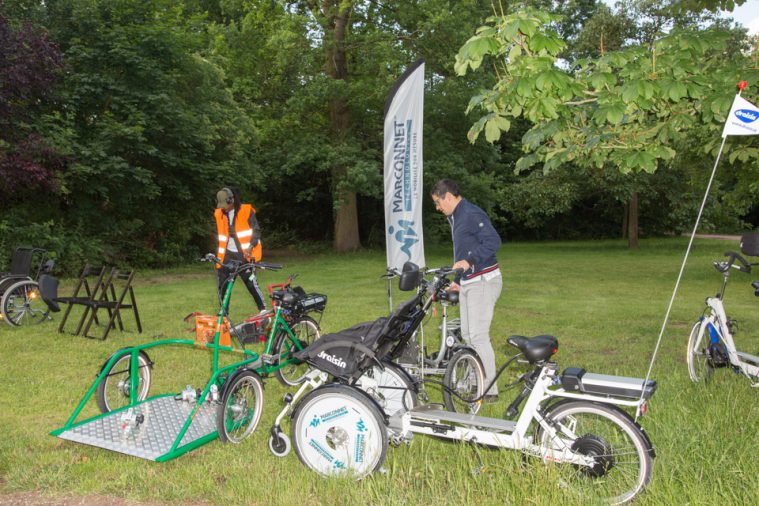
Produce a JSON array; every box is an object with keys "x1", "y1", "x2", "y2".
[{"x1": 192, "y1": 314, "x2": 231, "y2": 347}]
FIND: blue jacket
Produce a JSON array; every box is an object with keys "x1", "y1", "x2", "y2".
[{"x1": 448, "y1": 199, "x2": 501, "y2": 281}]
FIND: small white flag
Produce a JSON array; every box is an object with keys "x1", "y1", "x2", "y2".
[{"x1": 722, "y1": 94, "x2": 759, "y2": 137}]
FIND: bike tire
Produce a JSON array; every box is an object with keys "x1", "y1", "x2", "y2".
[
  {"x1": 687, "y1": 319, "x2": 714, "y2": 383},
  {"x1": 442, "y1": 348, "x2": 485, "y2": 414},
  {"x1": 217, "y1": 369, "x2": 264, "y2": 443},
  {"x1": 356, "y1": 361, "x2": 418, "y2": 418},
  {"x1": 96, "y1": 351, "x2": 153, "y2": 413},
  {"x1": 535, "y1": 400, "x2": 653, "y2": 505},
  {"x1": 273, "y1": 316, "x2": 321, "y2": 386}
]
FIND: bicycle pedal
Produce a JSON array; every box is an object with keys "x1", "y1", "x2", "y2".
[{"x1": 261, "y1": 354, "x2": 278, "y2": 365}]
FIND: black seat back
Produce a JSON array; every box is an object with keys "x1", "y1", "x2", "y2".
[
  {"x1": 38, "y1": 274, "x2": 61, "y2": 313},
  {"x1": 8, "y1": 248, "x2": 35, "y2": 276},
  {"x1": 741, "y1": 232, "x2": 759, "y2": 257},
  {"x1": 295, "y1": 292, "x2": 424, "y2": 380}
]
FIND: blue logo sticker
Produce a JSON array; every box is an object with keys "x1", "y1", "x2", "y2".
[
  {"x1": 356, "y1": 418, "x2": 366, "y2": 433},
  {"x1": 735, "y1": 109, "x2": 758, "y2": 124},
  {"x1": 310, "y1": 415, "x2": 320, "y2": 428},
  {"x1": 388, "y1": 220, "x2": 419, "y2": 261}
]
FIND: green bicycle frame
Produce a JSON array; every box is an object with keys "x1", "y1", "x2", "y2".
[{"x1": 52, "y1": 263, "x2": 316, "y2": 461}]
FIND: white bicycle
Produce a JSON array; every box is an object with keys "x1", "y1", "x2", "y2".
[
  {"x1": 269, "y1": 266, "x2": 658, "y2": 504},
  {"x1": 687, "y1": 234, "x2": 759, "y2": 385}
]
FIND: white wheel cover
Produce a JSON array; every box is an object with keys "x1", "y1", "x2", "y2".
[{"x1": 296, "y1": 392, "x2": 383, "y2": 478}]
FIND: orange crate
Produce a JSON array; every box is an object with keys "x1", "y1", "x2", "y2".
[{"x1": 194, "y1": 314, "x2": 231, "y2": 347}]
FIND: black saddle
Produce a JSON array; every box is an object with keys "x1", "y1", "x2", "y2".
[
  {"x1": 270, "y1": 286, "x2": 306, "y2": 308},
  {"x1": 436, "y1": 289, "x2": 459, "y2": 304},
  {"x1": 507, "y1": 335, "x2": 558, "y2": 363}
]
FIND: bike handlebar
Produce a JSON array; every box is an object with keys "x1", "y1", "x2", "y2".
[
  {"x1": 201, "y1": 254, "x2": 282, "y2": 272},
  {"x1": 714, "y1": 251, "x2": 752, "y2": 274}
]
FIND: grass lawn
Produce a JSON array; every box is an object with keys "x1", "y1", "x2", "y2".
[{"x1": 1, "y1": 237, "x2": 758, "y2": 505}]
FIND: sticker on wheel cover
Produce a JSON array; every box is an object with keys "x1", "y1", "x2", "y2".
[
  {"x1": 308, "y1": 438, "x2": 335, "y2": 463},
  {"x1": 318, "y1": 406, "x2": 348, "y2": 423}
]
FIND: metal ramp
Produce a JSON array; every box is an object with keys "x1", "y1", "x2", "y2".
[{"x1": 55, "y1": 395, "x2": 218, "y2": 461}]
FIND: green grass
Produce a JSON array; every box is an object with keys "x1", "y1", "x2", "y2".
[{"x1": 1, "y1": 238, "x2": 759, "y2": 505}]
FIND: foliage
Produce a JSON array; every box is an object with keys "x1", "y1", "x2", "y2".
[
  {"x1": 456, "y1": 8, "x2": 759, "y2": 174},
  {"x1": 0, "y1": 13, "x2": 65, "y2": 200}
]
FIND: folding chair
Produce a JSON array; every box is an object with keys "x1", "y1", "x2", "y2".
[
  {"x1": 80, "y1": 268, "x2": 142, "y2": 340},
  {"x1": 56, "y1": 264, "x2": 110, "y2": 336}
]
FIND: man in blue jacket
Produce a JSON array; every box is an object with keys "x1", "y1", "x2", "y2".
[{"x1": 431, "y1": 179, "x2": 502, "y2": 402}]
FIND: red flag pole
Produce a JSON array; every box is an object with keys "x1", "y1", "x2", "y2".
[{"x1": 636, "y1": 82, "x2": 747, "y2": 420}]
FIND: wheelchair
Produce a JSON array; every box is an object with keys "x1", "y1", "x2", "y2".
[{"x1": 0, "y1": 247, "x2": 55, "y2": 327}]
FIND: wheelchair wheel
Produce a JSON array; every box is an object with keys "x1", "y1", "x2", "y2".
[
  {"x1": 1, "y1": 279, "x2": 49, "y2": 327},
  {"x1": 292, "y1": 384, "x2": 387, "y2": 479},
  {"x1": 217, "y1": 370, "x2": 264, "y2": 443},
  {"x1": 443, "y1": 348, "x2": 485, "y2": 414},
  {"x1": 96, "y1": 351, "x2": 153, "y2": 413},
  {"x1": 356, "y1": 361, "x2": 417, "y2": 418}
]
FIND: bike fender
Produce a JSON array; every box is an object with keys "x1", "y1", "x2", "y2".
[
  {"x1": 98, "y1": 348, "x2": 153, "y2": 375},
  {"x1": 222, "y1": 367, "x2": 265, "y2": 399},
  {"x1": 543, "y1": 398, "x2": 656, "y2": 458}
]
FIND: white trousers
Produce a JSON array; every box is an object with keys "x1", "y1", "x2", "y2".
[{"x1": 460, "y1": 271, "x2": 502, "y2": 396}]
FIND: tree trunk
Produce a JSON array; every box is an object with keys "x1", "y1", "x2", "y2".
[
  {"x1": 321, "y1": 0, "x2": 359, "y2": 252},
  {"x1": 622, "y1": 202, "x2": 628, "y2": 239},
  {"x1": 627, "y1": 191, "x2": 639, "y2": 249}
]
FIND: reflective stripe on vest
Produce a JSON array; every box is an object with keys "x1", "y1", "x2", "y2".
[{"x1": 214, "y1": 204, "x2": 262, "y2": 267}]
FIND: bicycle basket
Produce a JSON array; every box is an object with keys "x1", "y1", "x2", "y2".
[
  {"x1": 297, "y1": 293, "x2": 327, "y2": 313},
  {"x1": 740, "y1": 232, "x2": 759, "y2": 257}
]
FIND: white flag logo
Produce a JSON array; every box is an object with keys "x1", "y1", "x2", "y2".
[{"x1": 722, "y1": 94, "x2": 759, "y2": 137}]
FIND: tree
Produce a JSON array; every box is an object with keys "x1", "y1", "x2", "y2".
[
  {"x1": 455, "y1": 6, "x2": 759, "y2": 246},
  {"x1": 0, "y1": 13, "x2": 65, "y2": 201}
]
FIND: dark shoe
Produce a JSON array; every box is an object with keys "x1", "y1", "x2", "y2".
[{"x1": 484, "y1": 394, "x2": 499, "y2": 404}]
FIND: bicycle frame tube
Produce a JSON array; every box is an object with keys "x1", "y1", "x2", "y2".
[{"x1": 704, "y1": 298, "x2": 740, "y2": 365}]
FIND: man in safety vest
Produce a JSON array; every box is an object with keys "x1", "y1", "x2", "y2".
[{"x1": 214, "y1": 187, "x2": 266, "y2": 311}]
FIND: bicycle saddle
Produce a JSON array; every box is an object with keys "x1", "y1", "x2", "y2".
[
  {"x1": 507, "y1": 335, "x2": 558, "y2": 363},
  {"x1": 437, "y1": 289, "x2": 459, "y2": 304},
  {"x1": 271, "y1": 290, "x2": 298, "y2": 307}
]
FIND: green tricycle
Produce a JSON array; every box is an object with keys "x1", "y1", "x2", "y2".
[{"x1": 51, "y1": 254, "x2": 327, "y2": 461}]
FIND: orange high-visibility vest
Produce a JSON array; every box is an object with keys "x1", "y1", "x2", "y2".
[{"x1": 214, "y1": 204, "x2": 262, "y2": 267}]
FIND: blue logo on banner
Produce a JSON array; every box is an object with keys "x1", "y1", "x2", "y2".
[
  {"x1": 735, "y1": 109, "x2": 759, "y2": 124},
  {"x1": 388, "y1": 220, "x2": 419, "y2": 261}
]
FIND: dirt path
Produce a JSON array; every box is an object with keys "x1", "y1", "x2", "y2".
[
  {"x1": 0, "y1": 491, "x2": 211, "y2": 506},
  {"x1": 690, "y1": 233, "x2": 742, "y2": 241}
]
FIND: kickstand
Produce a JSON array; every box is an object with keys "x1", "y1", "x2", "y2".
[{"x1": 470, "y1": 438, "x2": 488, "y2": 476}]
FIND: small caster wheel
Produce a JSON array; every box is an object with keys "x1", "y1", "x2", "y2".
[{"x1": 269, "y1": 432, "x2": 291, "y2": 457}]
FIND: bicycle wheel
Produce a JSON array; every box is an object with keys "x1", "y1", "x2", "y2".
[
  {"x1": 442, "y1": 348, "x2": 485, "y2": 414},
  {"x1": 96, "y1": 351, "x2": 152, "y2": 413},
  {"x1": 1, "y1": 280, "x2": 49, "y2": 327},
  {"x1": 536, "y1": 401, "x2": 653, "y2": 505},
  {"x1": 687, "y1": 320, "x2": 714, "y2": 383},
  {"x1": 292, "y1": 384, "x2": 387, "y2": 479},
  {"x1": 356, "y1": 361, "x2": 417, "y2": 418},
  {"x1": 273, "y1": 316, "x2": 321, "y2": 386},
  {"x1": 217, "y1": 370, "x2": 264, "y2": 443}
]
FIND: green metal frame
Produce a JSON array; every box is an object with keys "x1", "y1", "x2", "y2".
[{"x1": 51, "y1": 265, "x2": 317, "y2": 461}]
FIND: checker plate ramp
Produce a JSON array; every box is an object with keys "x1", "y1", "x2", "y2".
[{"x1": 56, "y1": 396, "x2": 217, "y2": 460}]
